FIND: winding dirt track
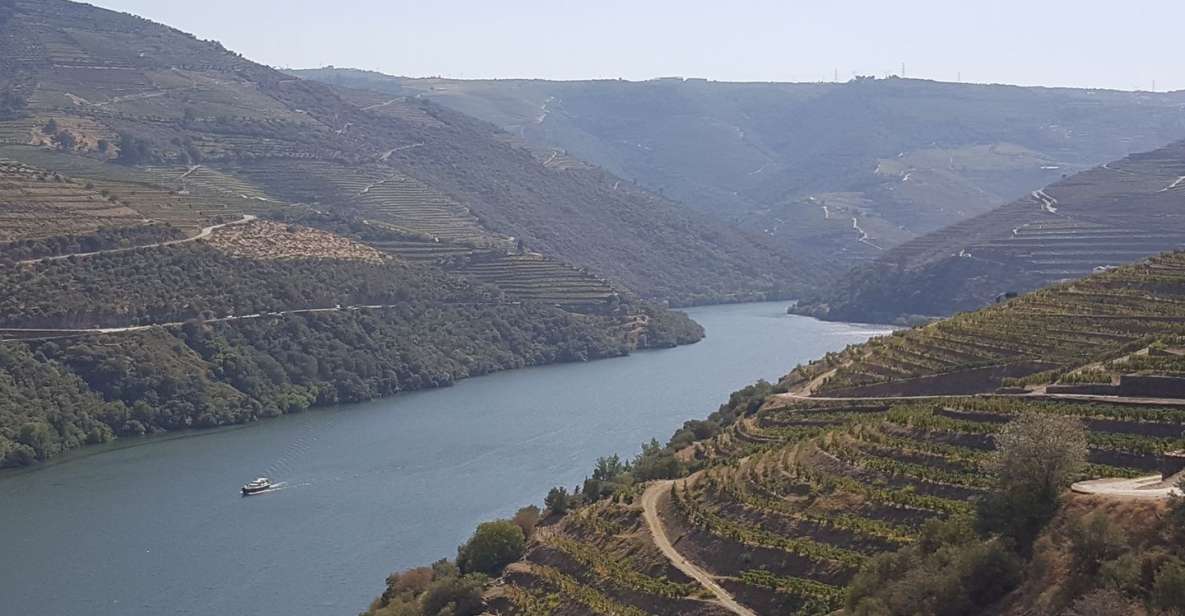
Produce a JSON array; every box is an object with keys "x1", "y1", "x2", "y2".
[
  {"x1": 16, "y1": 214, "x2": 257, "y2": 265},
  {"x1": 640, "y1": 480, "x2": 757, "y2": 616}
]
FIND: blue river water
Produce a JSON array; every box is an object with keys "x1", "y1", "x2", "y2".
[{"x1": 0, "y1": 302, "x2": 888, "y2": 616}]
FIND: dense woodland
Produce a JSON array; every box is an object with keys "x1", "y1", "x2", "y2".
[
  {"x1": 0, "y1": 242, "x2": 490, "y2": 328},
  {"x1": 0, "y1": 222, "x2": 702, "y2": 467},
  {"x1": 0, "y1": 299, "x2": 700, "y2": 467}
]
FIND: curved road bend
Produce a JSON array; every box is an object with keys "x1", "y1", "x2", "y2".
[
  {"x1": 16, "y1": 214, "x2": 257, "y2": 265},
  {"x1": 641, "y1": 480, "x2": 758, "y2": 616}
]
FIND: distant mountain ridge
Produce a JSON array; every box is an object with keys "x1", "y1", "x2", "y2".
[
  {"x1": 294, "y1": 68, "x2": 1185, "y2": 273},
  {"x1": 0, "y1": 0, "x2": 821, "y2": 305}
]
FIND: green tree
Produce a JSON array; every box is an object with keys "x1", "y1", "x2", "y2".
[
  {"x1": 632, "y1": 438, "x2": 685, "y2": 481},
  {"x1": 544, "y1": 486, "x2": 570, "y2": 514},
  {"x1": 51, "y1": 130, "x2": 76, "y2": 151},
  {"x1": 977, "y1": 413, "x2": 1088, "y2": 549},
  {"x1": 456, "y1": 520, "x2": 525, "y2": 576}
]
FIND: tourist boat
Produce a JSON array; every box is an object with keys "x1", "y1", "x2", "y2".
[{"x1": 241, "y1": 477, "x2": 272, "y2": 496}]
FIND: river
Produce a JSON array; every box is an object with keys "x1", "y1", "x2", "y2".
[{"x1": 0, "y1": 302, "x2": 888, "y2": 616}]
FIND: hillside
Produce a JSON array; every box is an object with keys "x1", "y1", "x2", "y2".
[
  {"x1": 364, "y1": 251, "x2": 1185, "y2": 616},
  {"x1": 0, "y1": 0, "x2": 735, "y2": 467},
  {"x1": 792, "y1": 139, "x2": 1185, "y2": 323},
  {"x1": 0, "y1": 207, "x2": 704, "y2": 467},
  {"x1": 785, "y1": 249, "x2": 1185, "y2": 397},
  {"x1": 296, "y1": 69, "x2": 1185, "y2": 272},
  {"x1": 0, "y1": 0, "x2": 826, "y2": 305}
]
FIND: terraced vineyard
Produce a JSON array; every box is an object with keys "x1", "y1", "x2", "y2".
[
  {"x1": 224, "y1": 160, "x2": 497, "y2": 245},
  {"x1": 0, "y1": 146, "x2": 281, "y2": 234},
  {"x1": 453, "y1": 253, "x2": 616, "y2": 308},
  {"x1": 372, "y1": 248, "x2": 1185, "y2": 616},
  {"x1": 798, "y1": 250, "x2": 1185, "y2": 395},
  {"x1": 0, "y1": 158, "x2": 144, "y2": 240},
  {"x1": 490, "y1": 504, "x2": 729, "y2": 616},
  {"x1": 1, "y1": 0, "x2": 822, "y2": 305},
  {"x1": 482, "y1": 387, "x2": 1185, "y2": 616},
  {"x1": 794, "y1": 139, "x2": 1185, "y2": 323}
]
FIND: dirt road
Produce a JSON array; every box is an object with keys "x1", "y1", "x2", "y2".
[
  {"x1": 640, "y1": 480, "x2": 757, "y2": 616},
  {"x1": 17, "y1": 214, "x2": 257, "y2": 265}
]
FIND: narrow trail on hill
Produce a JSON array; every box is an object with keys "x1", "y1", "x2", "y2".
[
  {"x1": 0, "y1": 300, "x2": 527, "y2": 342},
  {"x1": 1032, "y1": 189, "x2": 1059, "y2": 213},
  {"x1": 16, "y1": 214, "x2": 257, "y2": 265},
  {"x1": 641, "y1": 480, "x2": 758, "y2": 616}
]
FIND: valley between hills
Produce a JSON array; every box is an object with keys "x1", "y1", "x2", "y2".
[
  {"x1": 4, "y1": 1, "x2": 1185, "y2": 616},
  {"x1": 362, "y1": 250, "x2": 1185, "y2": 616}
]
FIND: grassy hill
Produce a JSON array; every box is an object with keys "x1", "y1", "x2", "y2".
[
  {"x1": 793, "y1": 139, "x2": 1185, "y2": 323},
  {"x1": 0, "y1": 0, "x2": 826, "y2": 305},
  {"x1": 295, "y1": 68, "x2": 1185, "y2": 273},
  {"x1": 364, "y1": 251, "x2": 1185, "y2": 616}
]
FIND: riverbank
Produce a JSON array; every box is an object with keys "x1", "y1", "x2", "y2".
[{"x1": 0, "y1": 303, "x2": 889, "y2": 616}]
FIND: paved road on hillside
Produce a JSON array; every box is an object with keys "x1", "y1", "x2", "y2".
[
  {"x1": 641, "y1": 480, "x2": 757, "y2": 616},
  {"x1": 1072, "y1": 475, "x2": 1183, "y2": 499},
  {"x1": 16, "y1": 214, "x2": 257, "y2": 265}
]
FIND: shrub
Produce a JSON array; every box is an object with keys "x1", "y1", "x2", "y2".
[
  {"x1": 1069, "y1": 513, "x2": 1128, "y2": 577},
  {"x1": 846, "y1": 517, "x2": 1021, "y2": 616},
  {"x1": 1064, "y1": 588, "x2": 1147, "y2": 616},
  {"x1": 511, "y1": 505, "x2": 540, "y2": 540},
  {"x1": 456, "y1": 520, "x2": 525, "y2": 576},
  {"x1": 419, "y1": 573, "x2": 485, "y2": 616},
  {"x1": 1152, "y1": 558, "x2": 1185, "y2": 613}
]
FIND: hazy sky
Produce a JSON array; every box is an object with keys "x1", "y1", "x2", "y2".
[{"x1": 92, "y1": 0, "x2": 1184, "y2": 91}]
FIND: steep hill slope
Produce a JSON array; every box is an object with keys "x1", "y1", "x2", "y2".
[
  {"x1": 785, "y1": 249, "x2": 1185, "y2": 396},
  {"x1": 364, "y1": 248, "x2": 1185, "y2": 616},
  {"x1": 296, "y1": 69, "x2": 1185, "y2": 271},
  {"x1": 793, "y1": 139, "x2": 1185, "y2": 323},
  {"x1": 0, "y1": 0, "x2": 721, "y2": 468},
  {"x1": 0, "y1": 0, "x2": 821, "y2": 305},
  {"x1": 0, "y1": 203, "x2": 704, "y2": 468}
]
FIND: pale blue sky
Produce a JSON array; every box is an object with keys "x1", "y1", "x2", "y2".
[{"x1": 93, "y1": 0, "x2": 1184, "y2": 91}]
